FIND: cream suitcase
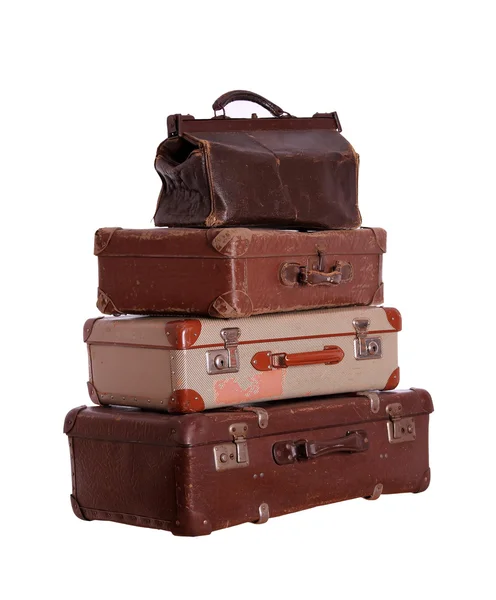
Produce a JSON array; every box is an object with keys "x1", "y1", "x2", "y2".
[{"x1": 84, "y1": 306, "x2": 401, "y2": 413}]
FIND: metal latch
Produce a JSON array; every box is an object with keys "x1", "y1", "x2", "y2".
[
  {"x1": 386, "y1": 403, "x2": 416, "y2": 443},
  {"x1": 213, "y1": 422, "x2": 250, "y2": 471},
  {"x1": 206, "y1": 328, "x2": 241, "y2": 375},
  {"x1": 353, "y1": 319, "x2": 382, "y2": 360}
]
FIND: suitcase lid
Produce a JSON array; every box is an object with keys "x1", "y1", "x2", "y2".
[
  {"x1": 84, "y1": 305, "x2": 399, "y2": 348},
  {"x1": 94, "y1": 227, "x2": 386, "y2": 259},
  {"x1": 64, "y1": 389, "x2": 433, "y2": 447}
]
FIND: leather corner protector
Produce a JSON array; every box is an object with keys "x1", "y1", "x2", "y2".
[
  {"x1": 168, "y1": 390, "x2": 205, "y2": 413},
  {"x1": 70, "y1": 495, "x2": 89, "y2": 521},
  {"x1": 415, "y1": 468, "x2": 431, "y2": 494},
  {"x1": 383, "y1": 307, "x2": 402, "y2": 331},
  {"x1": 370, "y1": 283, "x2": 384, "y2": 306},
  {"x1": 384, "y1": 367, "x2": 400, "y2": 391},
  {"x1": 63, "y1": 405, "x2": 87, "y2": 434},
  {"x1": 209, "y1": 228, "x2": 253, "y2": 257},
  {"x1": 171, "y1": 508, "x2": 213, "y2": 537},
  {"x1": 368, "y1": 227, "x2": 387, "y2": 253},
  {"x1": 87, "y1": 381, "x2": 102, "y2": 405},
  {"x1": 96, "y1": 289, "x2": 120, "y2": 315},
  {"x1": 410, "y1": 387, "x2": 434, "y2": 413},
  {"x1": 83, "y1": 317, "x2": 102, "y2": 342},
  {"x1": 208, "y1": 291, "x2": 253, "y2": 318},
  {"x1": 164, "y1": 319, "x2": 202, "y2": 349},
  {"x1": 94, "y1": 227, "x2": 122, "y2": 255}
]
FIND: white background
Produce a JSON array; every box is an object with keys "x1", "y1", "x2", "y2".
[{"x1": 1, "y1": 1, "x2": 494, "y2": 598}]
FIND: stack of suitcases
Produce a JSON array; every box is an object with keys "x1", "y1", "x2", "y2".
[{"x1": 64, "y1": 90, "x2": 433, "y2": 536}]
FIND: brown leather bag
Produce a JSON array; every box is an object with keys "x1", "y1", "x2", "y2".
[{"x1": 154, "y1": 90, "x2": 361, "y2": 230}]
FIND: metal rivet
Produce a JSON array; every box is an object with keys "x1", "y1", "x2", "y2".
[
  {"x1": 364, "y1": 438, "x2": 369, "y2": 443},
  {"x1": 195, "y1": 397, "x2": 198, "y2": 400},
  {"x1": 229, "y1": 453, "x2": 234, "y2": 459},
  {"x1": 407, "y1": 425, "x2": 413, "y2": 433},
  {"x1": 260, "y1": 473, "x2": 264, "y2": 478},
  {"x1": 166, "y1": 332, "x2": 170, "y2": 335},
  {"x1": 380, "y1": 454, "x2": 383, "y2": 458},
  {"x1": 253, "y1": 474, "x2": 258, "y2": 479},
  {"x1": 110, "y1": 396, "x2": 114, "y2": 400},
  {"x1": 175, "y1": 520, "x2": 180, "y2": 526},
  {"x1": 220, "y1": 453, "x2": 228, "y2": 463},
  {"x1": 147, "y1": 399, "x2": 151, "y2": 403},
  {"x1": 385, "y1": 453, "x2": 388, "y2": 458},
  {"x1": 287, "y1": 454, "x2": 292, "y2": 460},
  {"x1": 253, "y1": 360, "x2": 258, "y2": 364},
  {"x1": 203, "y1": 519, "x2": 208, "y2": 525},
  {"x1": 171, "y1": 429, "x2": 176, "y2": 434}
]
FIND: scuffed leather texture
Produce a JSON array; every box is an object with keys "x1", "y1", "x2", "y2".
[
  {"x1": 95, "y1": 227, "x2": 385, "y2": 317},
  {"x1": 154, "y1": 111, "x2": 360, "y2": 230},
  {"x1": 65, "y1": 390, "x2": 432, "y2": 536}
]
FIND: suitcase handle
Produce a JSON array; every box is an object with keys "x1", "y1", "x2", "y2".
[
  {"x1": 273, "y1": 430, "x2": 369, "y2": 465},
  {"x1": 212, "y1": 90, "x2": 292, "y2": 118},
  {"x1": 251, "y1": 345, "x2": 344, "y2": 371},
  {"x1": 280, "y1": 260, "x2": 353, "y2": 287}
]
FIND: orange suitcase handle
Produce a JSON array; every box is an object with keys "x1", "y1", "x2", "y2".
[{"x1": 251, "y1": 345, "x2": 344, "y2": 371}]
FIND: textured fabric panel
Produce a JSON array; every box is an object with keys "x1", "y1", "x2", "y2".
[{"x1": 171, "y1": 332, "x2": 397, "y2": 409}]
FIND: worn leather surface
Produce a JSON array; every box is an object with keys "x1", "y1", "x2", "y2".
[
  {"x1": 154, "y1": 107, "x2": 360, "y2": 230},
  {"x1": 95, "y1": 227, "x2": 384, "y2": 317},
  {"x1": 65, "y1": 389, "x2": 433, "y2": 536}
]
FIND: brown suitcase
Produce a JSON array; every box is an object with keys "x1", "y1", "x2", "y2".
[
  {"x1": 95, "y1": 226, "x2": 385, "y2": 318},
  {"x1": 154, "y1": 90, "x2": 361, "y2": 230},
  {"x1": 65, "y1": 388, "x2": 433, "y2": 537}
]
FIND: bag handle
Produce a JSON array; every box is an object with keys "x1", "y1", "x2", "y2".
[
  {"x1": 251, "y1": 345, "x2": 344, "y2": 371},
  {"x1": 212, "y1": 90, "x2": 292, "y2": 117},
  {"x1": 273, "y1": 431, "x2": 369, "y2": 465}
]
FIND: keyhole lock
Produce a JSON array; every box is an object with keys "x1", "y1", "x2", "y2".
[
  {"x1": 214, "y1": 355, "x2": 226, "y2": 369},
  {"x1": 367, "y1": 340, "x2": 380, "y2": 356}
]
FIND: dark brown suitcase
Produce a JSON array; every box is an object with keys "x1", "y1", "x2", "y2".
[
  {"x1": 65, "y1": 389, "x2": 433, "y2": 537},
  {"x1": 154, "y1": 90, "x2": 361, "y2": 230},
  {"x1": 95, "y1": 226, "x2": 385, "y2": 318}
]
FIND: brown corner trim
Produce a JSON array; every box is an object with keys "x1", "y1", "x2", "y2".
[
  {"x1": 370, "y1": 282, "x2": 384, "y2": 306},
  {"x1": 63, "y1": 406, "x2": 87, "y2": 434},
  {"x1": 87, "y1": 381, "x2": 102, "y2": 405},
  {"x1": 384, "y1": 367, "x2": 400, "y2": 390},
  {"x1": 70, "y1": 495, "x2": 89, "y2": 521},
  {"x1": 83, "y1": 317, "x2": 103, "y2": 342},
  {"x1": 96, "y1": 289, "x2": 120, "y2": 315},
  {"x1": 210, "y1": 228, "x2": 253, "y2": 257},
  {"x1": 209, "y1": 291, "x2": 253, "y2": 318},
  {"x1": 164, "y1": 320, "x2": 202, "y2": 349},
  {"x1": 383, "y1": 307, "x2": 402, "y2": 331},
  {"x1": 94, "y1": 227, "x2": 122, "y2": 255},
  {"x1": 168, "y1": 390, "x2": 205, "y2": 413},
  {"x1": 415, "y1": 468, "x2": 431, "y2": 494}
]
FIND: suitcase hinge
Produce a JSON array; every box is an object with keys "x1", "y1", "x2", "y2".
[
  {"x1": 386, "y1": 402, "x2": 416, "y2": 443},
  {"x1": 206, "y1": 328, "x2": 241, "y2": 375},
  {"x1": 213, "y1": 422, "x2": 250, "y2": 471},
  {"x1": 353, "y1": 319, "x2": 382, "y2": 360}
]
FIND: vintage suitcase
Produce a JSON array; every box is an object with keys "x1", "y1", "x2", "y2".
[
  {"x1": 154, "y1": 90, "x2": 361, "y2": 230},
  {"x1": 95, "y1": 226, "x2": 386, "y2": 318},
  {"x1": 85, "y1": 306, "x2": 401, "y2": 413},
  {"x1": 65, "y1": 388, "x2": 433, "y2": 537}
]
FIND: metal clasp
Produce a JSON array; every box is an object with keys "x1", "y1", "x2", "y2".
[
  {"x1": 206, "y1": 328, "x2": 241, "y2": 375},
  {"x1": 213, "y1": 422, "x2": 250, "y2": 471},
  {"x1": 386, "y1": 403, "x2": 416, "y2": 443},
  {"x1": 353, "y1": 319, "x2": 382, "y2": 360}
]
